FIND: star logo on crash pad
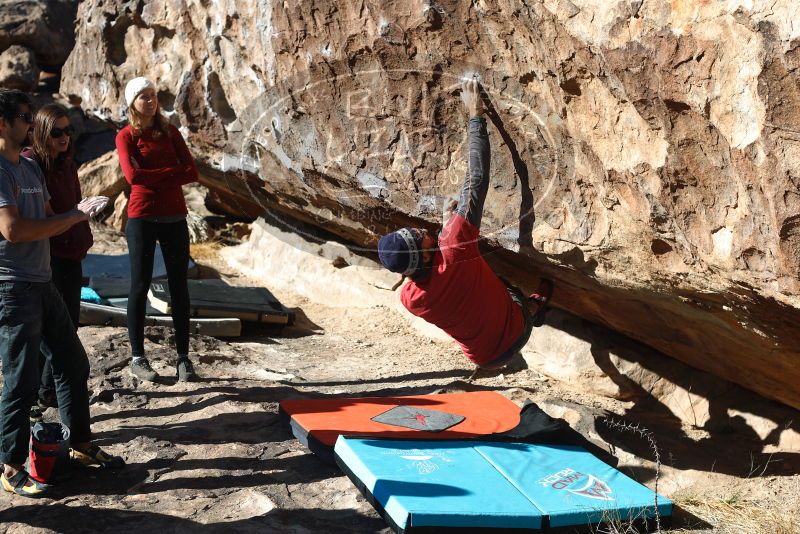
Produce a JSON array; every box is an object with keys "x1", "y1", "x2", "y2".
[{"x1": 371, "y1": 406, "x2": 465, "y2": 432}]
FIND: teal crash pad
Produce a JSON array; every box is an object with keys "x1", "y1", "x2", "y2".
[
  {"x1": 83, "y1": 250, "x2": 197, "y2": 283},
  {"x1": 334, "y1": 437, "x2": 671, "y2": 533}
]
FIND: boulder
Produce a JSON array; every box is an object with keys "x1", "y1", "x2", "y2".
[
  {"x1": 222, "y1": 216, "x2": 404, "y2": 309},
  {"x1": 222, "y1": 217, "x2": 449, "y2": 341},
  {"x1": 0, "y1": 45, "x2": 39, "y2": 91},
  {"x1": 62, "y1": 0, "x2": 800, "y2": 410},
  {"x1": 0, "y1": 0, "x2": 80, "y2": 67},
  {"x1": 77, "y1": 150, "x2": 126, "y2": 198},
  {"x1": 107, "y1": 190, "x2": 128, "y2": 232},
  {"x1": 522, "y1": 309, "x2": 800, "y2": 451}
]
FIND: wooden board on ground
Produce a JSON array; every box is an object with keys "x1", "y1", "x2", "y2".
[
  {"x1": 107, "y1": 297, "x2": 162, "y2": 316},
  {"x1": 79, "y1": 301, "x2": 241, "y2": 337},
  {"x1": 147, "y1": 279, "x2": 294, "y2": 325}
]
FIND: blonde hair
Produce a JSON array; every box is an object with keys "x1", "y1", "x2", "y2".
[
  {"x1": 31, "y1": 103, "x2": 73, "y2": 171},
  {"x1": 127, "y1": 99, "x2": 170, "y2": 138}
]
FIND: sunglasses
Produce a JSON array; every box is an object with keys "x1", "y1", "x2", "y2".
[
  {"x1": 15, "y1": 113, "x2": 33, "y2": 124},
  {"x1": 50, "y1": 126, "x2": 75, "y2": 139}
]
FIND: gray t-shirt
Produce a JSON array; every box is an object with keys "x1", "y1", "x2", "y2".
[{"x1": 0, "y1": 154, "x2": 51, "y2": 282}]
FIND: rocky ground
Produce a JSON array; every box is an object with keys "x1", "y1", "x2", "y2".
[{"x1": 0, "y1": 222, "x2": 798, "y2": 534}]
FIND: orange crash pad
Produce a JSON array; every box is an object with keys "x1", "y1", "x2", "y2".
[{"x1": 279, "y1": 391, "x2": 521, "y2": 462}]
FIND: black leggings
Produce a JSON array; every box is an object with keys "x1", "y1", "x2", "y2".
[{"x1": 126, "y1": 218, "x2": 190, "y2": 357}]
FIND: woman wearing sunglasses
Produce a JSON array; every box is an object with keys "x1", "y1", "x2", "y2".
[
  {"x1": 115, "y1": 77, "x2": 198, "y2": 383},
  {"x1": 22, "y1": 103, "x2": 93, "y2": 419}
]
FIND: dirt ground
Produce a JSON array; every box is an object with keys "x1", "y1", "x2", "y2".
[{"x1": 0, "y1": 223, "x2": 798, "y2": 534}]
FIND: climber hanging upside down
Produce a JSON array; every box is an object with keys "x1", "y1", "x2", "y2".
[{"x1": 377, "y1": 77, "x2": 553, "y2": 374}]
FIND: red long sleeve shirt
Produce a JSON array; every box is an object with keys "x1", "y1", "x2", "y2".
[
  {"x1": 401, "y1": 214, "x2": 525, "y2": 366},
  {"x1": 115, "y1": 124, "x2": 198, "y2": 218}
]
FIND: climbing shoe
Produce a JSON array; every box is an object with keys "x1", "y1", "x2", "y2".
[
  {"x1": 176, "y1": 358, "x2": 197, "y2": 382},
  {"x1": 70, "y1": 445, "x2": 125, "y2": 469},
  {"x1": 129, "y1": 357, "x2": 159, "y2": 382},
  {"x1": 528, "y1": 279, "x2": 554, "y2": 327},
  {"x1": 1, "y1": 469, "x2": 50, "y2": 497}
]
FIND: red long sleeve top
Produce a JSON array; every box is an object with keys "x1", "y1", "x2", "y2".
[
  {"x1": 401, "y1": 214, "x2": 524, "y2": 366},
  {"x1": 115, "y1": 124, "x2": 198, "y2": 219}
]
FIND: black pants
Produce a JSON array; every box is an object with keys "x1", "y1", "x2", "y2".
[
  {"x1": 38, "y1": 257, "x2": 82, "y2": 404},
  {"x1": 0, "y1": 281, "x2": 91, "y2": 465},
  {"x1": 126, "y1": 218, "x2": 190, "y2": 357},
  {"x1": 479, "y1": 284, "x2": 534, "y2": 370}
]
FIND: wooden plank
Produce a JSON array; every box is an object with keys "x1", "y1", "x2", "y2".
[
  {"x1": 148, "y1": 279, "x2": 293, "y2": 324},
  {"x1": 79, "y1": 302, "x2": 242, "y2": 337},
  {"x1": 191, "y1": 308, "x2": 290, "y2": 324}
]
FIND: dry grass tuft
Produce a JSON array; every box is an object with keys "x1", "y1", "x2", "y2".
[
  {"x1": 672, "y1": 494, "x2": 799, "y2": 534},
  {"x1": 190, "y1": 241, "x2": 225, "y2": 263},
  {"x1": 587, "y1": 494, "x2": 798, "y2": 534}
]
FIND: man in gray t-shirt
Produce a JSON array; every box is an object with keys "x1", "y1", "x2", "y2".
[
  {"x1": 0, "y1": 154, "x2": 52, "y2": 282},
  {"x1": 0, "y1": 90, "x2": 124, "y2": 497}
]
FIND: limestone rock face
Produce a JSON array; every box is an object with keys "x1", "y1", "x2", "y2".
[
  {"x1": 0, "y1": 0, "x2": 79, "y2": 67},
  {"x1": 522, "y1": 309, "x2": 800, "y2": 449},
  {"x1": 62, "y1": 0, "x2": 800, "y2": 410},
  {"x1": 107, "y1": 191, "x2": 128, "y2": 232},
  {"x1": 0, "y1": 45, "x2": 39, "y2": 91},
  {"x1": 77, "y1": 150, "x2": 127, "y2": 198},
  {"x1": 222, "y1": 217, "x2": 449, "y2": 341},
  {"x1": 77, "y1": 150, "x2": 129, "y2": 230}
]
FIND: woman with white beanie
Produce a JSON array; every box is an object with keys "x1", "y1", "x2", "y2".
[{"x1": 115, "y1": 76, "x2": 198, "y2": 383}]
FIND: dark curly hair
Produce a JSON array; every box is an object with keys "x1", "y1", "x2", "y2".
[{"x1": 0, "y1": 89, "x2": 31, "y2": 124}]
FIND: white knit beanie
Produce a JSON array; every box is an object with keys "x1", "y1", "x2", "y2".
[{"x1": 124, "y1": 77, "x2": 155, "y2": 107}]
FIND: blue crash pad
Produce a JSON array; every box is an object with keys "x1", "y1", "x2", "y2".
[
  {"x1": 334, "y1": 437, "x2": 671, "y2": 533},
  {"x1": 80, "y1": 286, "x2": 103, "y2": 304},
  {"x1": 83, "y1": 250, "x2": 197, "y2": 281},
  {"x1": 475, "y1": 442, "x2": 672, "y2": 528}
]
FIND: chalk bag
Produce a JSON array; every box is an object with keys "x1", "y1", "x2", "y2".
[{"x1": 29, "y1": 422, "x2": 71, "y2": 484}]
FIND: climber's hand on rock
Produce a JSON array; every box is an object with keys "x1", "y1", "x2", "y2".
[{"x1": 460, "y1": 77, "x2": 483, "y2": 118}]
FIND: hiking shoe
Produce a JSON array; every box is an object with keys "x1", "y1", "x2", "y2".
[
  {"x1": 176, "y1": 358, "x2": 197, "y2": 382},
  {"x1": 70, "y1": 445, "x2": 125, "y2": 469},
  {"x1": 1, "y1": 469, "x2": 49, "y2": 497},
  {"x1": 129, "y1": 358, "x2": 159, "y2": 382}
]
